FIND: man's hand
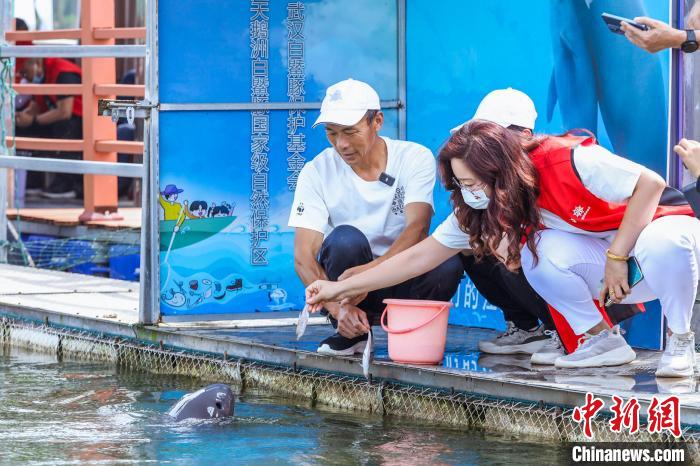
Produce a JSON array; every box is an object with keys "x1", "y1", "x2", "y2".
[
  {"x1": 338, "y1": 262, "x2": 375, "y2": 281},
  {"x1": 621, "y1": 17, "x2": 687, "y2": 53},
  {"x1": 15, "y1": 111, "x2": 34, "y2": 128},
  {"x1": 335, "y1": 303, "x2": 371, "y2": 338},
  {"x1": 675, "y1": 138, "x2": 700, "y2": 179}
]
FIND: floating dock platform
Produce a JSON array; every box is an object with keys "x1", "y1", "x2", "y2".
[{"x1": 1, "y1": 264, "x2": 699, "y2": 447}]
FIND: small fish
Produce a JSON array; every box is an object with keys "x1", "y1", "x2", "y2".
[
  {"x1": 203, "y1": 286, "x2": 213, "y2": 299},
  {"x1": 362, "y1": 331, "x2": 373, "y2": 379},
  {"x1": 296, "y1": 305, "x2": 310, "y2": 340},
  {"x1": 202, "y1": 279, "x2": 212, "y2": 285},
  {"x1": 189, "y1": 280, "x2": 198, "y2": 291}
]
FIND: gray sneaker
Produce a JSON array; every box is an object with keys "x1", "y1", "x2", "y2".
[
  {"x1": 554, "y1": 326, "x2": 636, "y2": 368},
  {"x1": 531, "y1": 330, "x2": 566, "y2": 365},
  {"x1": 478, "y1": 322, "x2": 548, "y2": 355},
  {"x1": 656, "y1": 332, "x2": 696, "y2": 378}
]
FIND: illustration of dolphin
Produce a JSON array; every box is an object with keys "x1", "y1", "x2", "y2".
[{"x1": 548, "y1": 0, "x2": 667, "y2": 174}]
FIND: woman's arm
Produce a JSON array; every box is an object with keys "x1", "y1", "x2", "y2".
[
  {"x1": 609, "y1": 168, "x2": 665, "y2": 256},
  {"x1": 602, "y1": 168, "x2": 665, "y2": 304},
  {"x1": 306, "y1": 236, "x2": 461, "y2": 310}
]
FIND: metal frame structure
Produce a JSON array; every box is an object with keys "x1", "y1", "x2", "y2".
[
  {"x1": 669, "y1": 0, "x2": 683, "y2": 188},
  {"x1": 0, "y1": 0, "x2": 10, "y2": 263},
  {"x1": 140, "y1": 0, "x2": 159, "y2": 325},
  {"x1": 0, "y1": 1, "x2": 155, "y2": 323},
  {"x1": 0, "y1": 45, "x2": 146, "y2": 58}
]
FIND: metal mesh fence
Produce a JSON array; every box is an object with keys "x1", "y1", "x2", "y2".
[
  {"x1": 3, "y1": 229, "x2": 140, "y2": 273},
  {"x1": 2, "y1": 315, "x2": 700, "y2": 455}
]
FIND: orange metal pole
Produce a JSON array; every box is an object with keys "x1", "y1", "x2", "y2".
[{"x1": 79, "y1": 0, "x2": 122, "y2": 221}]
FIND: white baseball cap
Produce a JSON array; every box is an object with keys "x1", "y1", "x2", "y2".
[
  {"x1": 313, "y1": 78, "x2": 381, "y2": 128},
  {"x1": 450, "y1": 87, "x2": 537, "y2": 134}
]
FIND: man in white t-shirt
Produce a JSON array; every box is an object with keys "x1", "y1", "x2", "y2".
[{"x1": 289, "y1": 79, "x2": 463, "y2": 356}]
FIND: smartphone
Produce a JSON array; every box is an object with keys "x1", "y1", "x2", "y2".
[
  {"x1": 682, "y1": 182, "x2": 700, "y2": 219},
  {"x1": 601, "y1": 12, "x2": 649, "y2": 35},
  {"x1": 605, "y1": 256, "x2": 644, "y2": 307}
]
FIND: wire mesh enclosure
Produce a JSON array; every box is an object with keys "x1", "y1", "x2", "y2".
[{"x1": 2, "y1": 314, "x2": 699, "y2": 455}]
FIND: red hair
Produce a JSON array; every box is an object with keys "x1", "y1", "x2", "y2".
[{"x1": 438, "y1": 120, "x2": 542, "y2": 268}]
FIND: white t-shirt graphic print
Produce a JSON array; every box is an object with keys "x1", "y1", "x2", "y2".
[{"x1": 288, "y1": 136, "x2": 436, "y2": 257}]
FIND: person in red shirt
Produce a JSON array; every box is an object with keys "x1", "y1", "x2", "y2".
[{"x1": 15, "y1": 56, "x2": 83, "y2": 199}]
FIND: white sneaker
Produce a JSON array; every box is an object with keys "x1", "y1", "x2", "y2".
[
  {"x1": 554, "y1": 326, "x2": 636, "y2": 369},
  {"x1": 531, "y1": 330, "x2": 566, "y2": 365},
  {"x1": 478, "y1": 322, "x2": 548, "y2": 355},
  {"x1": 655, "y1": 332, "x2": 696, "y2": 378}
]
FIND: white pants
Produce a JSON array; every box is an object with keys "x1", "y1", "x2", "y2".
[{"x1": 521, "y1": 215, "x2": 700, "y2": 335}]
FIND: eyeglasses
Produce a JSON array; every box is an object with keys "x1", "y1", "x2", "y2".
[{"x1": 452, "y1": 176, "x2": 487, "y2": 193}]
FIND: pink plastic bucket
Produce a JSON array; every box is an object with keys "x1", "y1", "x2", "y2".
[{"x1": 380, "y1": 299, "x2": 452, "y2": 365}]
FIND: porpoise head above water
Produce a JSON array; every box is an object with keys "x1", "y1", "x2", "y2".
[{"x1": 166, "y1": 383, "x2": 235, "y2": 421}]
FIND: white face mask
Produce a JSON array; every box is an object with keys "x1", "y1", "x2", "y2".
[{"x1": 461, "y1": 187, "x2": 490, "y2": 210}]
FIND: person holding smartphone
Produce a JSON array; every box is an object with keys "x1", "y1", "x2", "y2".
[
  {"x1": 620, "y1": 2, "x2": 699, "y2": 53},
  {"x1": 676, "y1": 139, "x2": 700, "y2": 180},
  {"x1": 306, "y1": 121, "x2": 699, "y2": 377}
]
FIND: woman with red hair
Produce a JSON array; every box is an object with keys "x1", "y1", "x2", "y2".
[{"x1": 306, "y1": 120, "x2": 699, "y2": 377}]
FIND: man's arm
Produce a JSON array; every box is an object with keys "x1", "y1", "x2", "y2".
[
  {"x1": 15, "y1": 100, "x2": 39, "y2": 128},
  {"x1": 293, "y1": 227, "x2": 346, "y2": 316},
  {"x1": 293, "y1": 227, "x2": 328, "y2": 287},
  {"x1": 621, "y1": 16, "x2": 696, "y2": 53},
  {"x1": 294, "y1": 227, "x2": 368, "y2": 335},
  {"x1": 35, "y1": 97, "x2": 74, "y2": 125},
  {"x1": 35, "y1": 70, "x2": 80, "y2": 125},
  {"x1": 338, "y1": 202, "x2": 432, "y2": 280}
]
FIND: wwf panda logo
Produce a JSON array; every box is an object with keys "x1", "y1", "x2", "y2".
[{"x1": 296, "y1": 202, "x2": 305, "y2": 215}]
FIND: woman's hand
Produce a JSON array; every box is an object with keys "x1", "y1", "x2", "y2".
[
  {"x1": 305, "y1": 280, "x2": 347, "y2": 312},
  {"x1": 599, "y1": 258, "x2": 630, "y2": 307}
]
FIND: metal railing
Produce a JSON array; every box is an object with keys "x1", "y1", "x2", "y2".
[{"x1": 0, "y1": 0, "x2": 157, "y2": 324}]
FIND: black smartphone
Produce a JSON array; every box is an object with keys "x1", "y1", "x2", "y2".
[
  {"x1": 605, "y1": 256, "x2": 644, "y2": 307},
  {"x1": 682, "y1": 182, "x2": 700, "y2": 218},
  {"x1": 601, "y1": 12, "x2": 649, "y2": 35}
]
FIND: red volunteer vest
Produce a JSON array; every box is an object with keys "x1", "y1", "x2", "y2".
[
  {"x1": 38, "y1": 58, "x2": 83, "y2": 118},
  {"x1": 528, "y1": 134, "x2": 692, "y2": 353},
  {"x1": 529, "y1": 134, "x2": 693, "y2": 230}
]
